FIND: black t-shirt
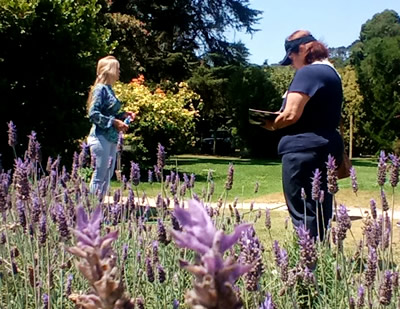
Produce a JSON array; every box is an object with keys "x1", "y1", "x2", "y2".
[{"x1": 278, "y1": 64, "x2": 343, "y2": 155}]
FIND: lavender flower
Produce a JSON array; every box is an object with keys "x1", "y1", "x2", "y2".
[
  {"x1": 170, "y1": 199, "x2": 252, "y2": 308},
  {"x1": 157, "y1": 264, "x2": 166, "y2": 283},
  {"x1": 336, "y1": 204, "x2": 351, "y2": 249},
  {"x1": 379, "y1": 270, "x2": 393, "y2": 305},
  {"x1": 254, "y1": 181, "x2": 259, "y2": 193},
  {"x1": 66, "y1": 274, "x2": 73, "y2": 297},
  {"x1": 173, "y1": 299, "x2": 180, "y2": 309},
  {"x1": 272, "y1": 241, "x2": 288, "y2": 282},
  {"x1": 311, "y1": 168, "x2": 322, "y2": 201},
  {"x1": 157, "y1": 219, "x2": 169, "y2": 245},
  {"x1": 301, "y1": 187, "x2": 306, "y2": 200},
  {"x1": 56, "y1": 204, "x2": 70, "y2": 240},
  {"x1": 319, "y1": 190, "x2": 325, "y2": 204},
  {"x1": 78, "y1": 142, "x2": 89, "y2": 168},
  {"x1": 265, "y1": 208, "x2": 271, "y2": 230},
  {"x1": 148, "y1": 169, "x2": 153, "y2": 184},
  {"x1": 259, "y1": 293, "x2": 276, "y2": 309},
  {"x1": 377, "y1": 150, "x2": 387, "y2": 187},
  {"x1": 389, "y1": 153, "x2": 399, "y2": 187},
  {"x1": 146, "y1": 256, "x2": 155, "y2": 282},
  {"x1": 239, "y1": 227, "x2": 264, "y2": 291},
  {"x1": 296, "y1": 224, "x2": 317, "y2": 269},
  {"x1": 42, "y1": 293, "x2": 49, "y2": 309},
  {"x1": 350, "y1": 167, "x2": 358, "y2": 194},
  {"x1": 326, "y1": 154, "x2": 338, "y2": 194},
  {"x1": 189, "y1": 173, "x2": 195, "y2": 188},
  {"x1": 16, "y1": 200, "x2": 27, "y2": 231},
  {"x1": 27, "y1": 131, "x2": 39, "y2": 161},
  {"x1": 157, "y1": 143, "x2": 166, "y2": 171},
  {"x1": 7, "y1": 121, "x2": 17, "y2": 148},
  {"x1": 71, "y1": 152, "x2": 79, "y2": 180},
  {"x1": 13, "y1": 158, "x2": 30, "y2": 201},
  {"x1": 39, "y1": 212, "x2": 47, "y2": 245},
  {"x1": 370, "y1": 199, "x2": 377, "y2": 220},
  {"x1": 381, "y1": 189, "x2": 389, "y2": 212},
  {"x1": 68, "y1": 206, "x2": 135, "y2": 308},
  {"x1": 356, "y1": 285, "x2": 365, "y2": 308},
  {"x1": 225, "y1": 163, "x2": 234, "y2": 190},
  {"x1": 130, "y1": 161, "x2": 140, "y2": 186},
  {"x1": 364, "y1": 247, "x2": 377, "y2": 287}
]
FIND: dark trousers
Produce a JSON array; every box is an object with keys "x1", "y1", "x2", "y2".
[{"x1": 282, "y1": 148, "x2": 334, "y2": 240}]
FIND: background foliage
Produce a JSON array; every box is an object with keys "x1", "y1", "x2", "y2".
[{"x1": 1, "y1": 1, "x2": 400, "y2": 169}]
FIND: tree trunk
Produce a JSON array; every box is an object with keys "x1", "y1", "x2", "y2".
[{"x1": 349, "y1": 114, "x2": 353, "y2": 159}]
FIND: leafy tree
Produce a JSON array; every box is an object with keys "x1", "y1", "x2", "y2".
[
  {"x1": 329, "y1": 46, "x2": 351, "y2": 69},
  {"x1": 108, "y1": 0, "x2": 262, "y2": 82},
  {"x1": 0, "y1": 0, "x2": 112, "y2": 168},
  {"x1": 351, "y1": 10, "x2": 400, "y2": 153},
  {"x1": 338, "y1": 66, "x2": 365, "y2": 158}
]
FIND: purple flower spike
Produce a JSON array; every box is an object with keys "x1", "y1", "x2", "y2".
[
  {"x1": 364, "y1": 247, "x2": 377, "y2": 287},
  {"x1": 370, "y1": 199, "x2": 377, "y2": 219},
  {"x1": 259, "y1": 293, "x2": 276, "y2": 309},
  {"x1": 157, "y1": 143, "x2": 166, "y2": 171},
  {"x1": 172, "y1": 299, "x2": 179, "y2": 309},
  {"x1": 7, "y1": 121, "x2": 17, "y2": 148},
  {"x1": 389, "y1": 153, "x2": 399, "y2": 187},
  {"x1": 350, "y1": 167, "x2": 358, "y2": 194},
  {"x1": 357, "y1": 285, "x2": 365, "y2": 308},
  {"x1": 326, "y1": 154, "x2": 338, "y2": 194},
  {"x1": 42, "y1": 293, "x2": 49, "y2": 309},
  {"x1": 377, "y1": 150, "x2": 387, "y2": 186},
  {"x1": 130, "y1": 161, "x2": 140, "y2": 186},
  {"x1": 225, "y1": 163, "x2": 234, "y2": 190},
  {"x1": 336, "y1": 204, "x2": 351, "y2": 248},
  {"x1": 296, "y1": 224, "x2": 317, "y2": 268},
  {"x1": 171, "y1": 199, "x2": 253, "y2": 308},
  {"x1": 379, "y1": 270, "x2": 393, "y2": 305},
  {"x1": 311, "y1": 168, "x2": 322, "y2": 201},
  {"x1": 381, "y1": 189, "x2": 389, "y2": 212}
]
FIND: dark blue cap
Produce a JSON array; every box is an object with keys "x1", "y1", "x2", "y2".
[{"x1": 279, "y1": 35, "x2": 316, "y2": 65}]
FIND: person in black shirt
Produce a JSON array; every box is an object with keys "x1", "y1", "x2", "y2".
[{"x1": 264, "y1": 30, "x2": 344, "y2": 240}]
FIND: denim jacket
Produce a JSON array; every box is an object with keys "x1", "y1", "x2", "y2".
[{"x1": 88, "y1": 84, "x2": 124, "y2": 143}]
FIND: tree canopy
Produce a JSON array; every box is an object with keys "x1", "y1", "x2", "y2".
[{"x1": 351, "y1": 9, "x2": 400, "y2": 153}]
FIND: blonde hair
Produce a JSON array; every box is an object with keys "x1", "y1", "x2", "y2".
[{"x1": 87, "y1": 55, "x2": 120, "y2": 111}]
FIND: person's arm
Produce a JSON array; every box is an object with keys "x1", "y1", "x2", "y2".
[
  {"x1": 264, "y1": 92, "x2": 310, "y2": 131},
  {"x1": 89, "y1": 86, "x2": 128, "y2": 132}
]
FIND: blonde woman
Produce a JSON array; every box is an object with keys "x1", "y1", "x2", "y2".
[{"x1": 87, "y1": 55, "x2": 135, "y2": 197}]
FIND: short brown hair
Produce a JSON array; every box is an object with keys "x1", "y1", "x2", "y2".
[{"x1": 288, "y1": 30, "x2": 328, "y2": 64}]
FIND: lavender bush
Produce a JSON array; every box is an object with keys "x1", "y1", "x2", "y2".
[{"x1": 0, "y1": 123, "x2": 399, "y2": 308}]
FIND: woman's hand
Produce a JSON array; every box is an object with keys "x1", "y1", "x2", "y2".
[
  {"x1": 113, "y1": 119, "x2": 129, "y2": 133},
  {"x1": 264, "y1": 119, "x2": 276, "y2": 131},
  {"x1": 124, "y1": 111, "x2": 136, "y2": 122}
]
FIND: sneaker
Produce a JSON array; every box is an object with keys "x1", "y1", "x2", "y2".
[{"x1": 397, "y1": 222, "x2": 400, "y2": 228}]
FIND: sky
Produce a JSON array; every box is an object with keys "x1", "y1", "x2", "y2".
[{"x1": 228, "y1": 0, "x2": 400, "y2": 65}]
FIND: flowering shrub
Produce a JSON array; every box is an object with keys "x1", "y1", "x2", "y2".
[{"x1": 113, "y1": 75, "x2": 201, "y2": 163}]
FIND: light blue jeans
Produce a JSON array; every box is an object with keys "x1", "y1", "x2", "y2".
[{"x1": 87, "y1": 135, "x2": 117, "y2": 198}]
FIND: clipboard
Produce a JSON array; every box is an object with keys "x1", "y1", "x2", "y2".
[{"x1": 248, "y1": 108, "x2": 279, "y2": 125}]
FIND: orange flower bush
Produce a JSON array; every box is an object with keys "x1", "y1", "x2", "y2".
[{"x1": 113, "y1": 76, "x2": 201, "y2": 162}]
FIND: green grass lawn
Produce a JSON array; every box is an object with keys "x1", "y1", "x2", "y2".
[{"x1": 113, "y1": 155, "x2": 398, "y2": 207}]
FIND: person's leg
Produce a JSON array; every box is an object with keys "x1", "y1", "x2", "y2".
[
  {"x1": 88, "y1": 135, "x2": 114, "y2": 197},
  {"x1": 104, "y1": 141, "x2": 117, "y2": 195},
  {"x1": 282, "y1": 149, "x2": 332, "y2": 240}
]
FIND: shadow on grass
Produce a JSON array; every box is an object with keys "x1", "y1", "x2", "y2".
[
  {"x1": 168, "y1": 155, "x2": 281, "y2": 167},
  {"x1": 352, "y1": 159, "x2": 377, "y2": 168}
]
